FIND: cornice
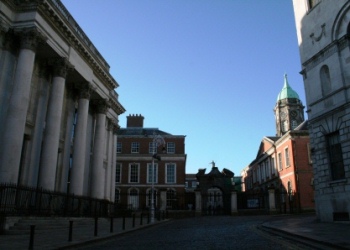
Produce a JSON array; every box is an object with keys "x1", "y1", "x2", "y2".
[
  {"x1": 109, "y1": 96, "x2": 126, "y2": 116},
  {"x1": 6, "y1": 0, "x2": 119, "y2": 91}
]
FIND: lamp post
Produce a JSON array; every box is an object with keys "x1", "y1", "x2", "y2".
[{"x1": 150, "y1": 133, "x2": 165, "y2": 223}]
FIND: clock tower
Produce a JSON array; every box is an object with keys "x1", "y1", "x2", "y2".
[{"x1": 274, "y1": 74, "x2": 304, "y2": 136}]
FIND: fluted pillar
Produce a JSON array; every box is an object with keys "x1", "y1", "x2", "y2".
[
  {"x1": 69, "y1": 83, "x2": 91, "y2": 196},
  {"x1": 0, "y1": 28, "x2": 43, "y2": 183},
  {"x1": 91, "y1": 100, "x2": 109, "y2": 199},
  {"x1": 38, "y1": 58, "x2": 70, "y2": 190}
]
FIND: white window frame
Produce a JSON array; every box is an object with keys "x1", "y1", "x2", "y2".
[
  {"x1": 271, "y1": 157, "x2": 276, "y2": 175},
  {"x1": 128, "y1": 188, "x2": 139, "y2": 210},
  {"x1": 147, "y1": 163, "x2": 158, "y2": 183},
  {"x1": 129, "y1": 163, "x2": 140, "y2": 183},
  {"x1": 167, "y1": 142, "x2": 175, "y2": 154},
  {"x1": 131, "y1": 142, "x2": 139, "y2": 153},
  {"x1": 117, "y1": 142, "x2": 122, "y2": 153},
  {"x1": 149, "y1": 142, "x2": 156, "y2": 154},
  {"x1": 278, "y1": 152, "x2": 283, "y2": 171},
  {"x1": 165, "y1": 163, "x2": 176, "y2": 183},
  {"x1": 115, "y1": 163, "x2": 122, "y2": 183},
  {"x1": 285, "y1": 147, "x2": 290, "y2": 167}
]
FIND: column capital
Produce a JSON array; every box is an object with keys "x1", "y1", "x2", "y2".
[
  {"x1": 75, "y1": 82, "x2": 92, "y2": 100},
  {"x1": 107, "y1": 119, "x2": 120, "y2": 132},
  {"x1": 93, "y1": 99, "x2": 110, "y2": 114},
  {"x1": 15, "y1": 27, "x2": 46, "y2": 52},
  {"x1": 48, "y1": 57, "x2": 73, "y2": 78}
]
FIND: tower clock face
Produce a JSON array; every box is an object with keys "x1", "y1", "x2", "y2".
[{"x1": 291, "y1": 110, "x2": 297, "y2": 117}]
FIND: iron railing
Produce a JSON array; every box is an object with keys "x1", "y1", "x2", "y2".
[{"x1": 0, "y1": 183, "x2": 115, "y2": 217}]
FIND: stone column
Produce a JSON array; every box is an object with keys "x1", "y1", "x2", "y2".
[
  {"x1": 195, "y1": 191, "x2": 202, "y2": 216},
  {"x1": 38, "y1": 58, "x2": 70, "y2": 190},
  {"x1": 231, "y1": 191, "x2": 238, "y2": 215},
  {"x1": 56, "y1": 91, "x2": 75, "y2": 193},
  {"x1": 0, "y1": 29, "x2": 17, "y2": 140},
  {"x1": 90, "y1": 100, "x2": 109, "y2": 199},
  {"x1": 22, "y1": 64, "x2": 50, "y2": 187},
  {"x1": 110, "y1": 123, "x2": 118, "y2": 201},
  {"x1": 104, "y1": 119, "x2": 113, "y2": 200},
  {"x1": 69, "y1": 83, "x2": 91, "y2": 196},
  {"x1": 0, "y1": 28, "x2": 43, "y2": 184},
  {"x1": 268, "y1": 188, "x2": 277, "y2": 213}
]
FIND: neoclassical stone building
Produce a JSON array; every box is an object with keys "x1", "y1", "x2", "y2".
[
  {"x1": 0, "y1": 0, "x2": 125, "y2": 201},
  {"x1": 293, "y1": 0, "x2": 350, "y2": 221}
]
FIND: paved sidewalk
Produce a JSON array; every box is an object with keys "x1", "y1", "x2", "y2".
[
  {"x1": 260, "y1": 214, "x2": 350, "y2": 249},
  {"x1": 1, "y1": 214, "x2": 349, "y2": 249},
  {"x1": 0, "y1": 217, "x2": 166, "y2": 250}
]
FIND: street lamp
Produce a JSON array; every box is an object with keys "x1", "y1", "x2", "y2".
[{"x1": 150, "y1": 133, "x2": 165, "y2": 223}]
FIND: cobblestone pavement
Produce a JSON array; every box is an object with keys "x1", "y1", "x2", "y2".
[{"x1": 70, "y1": 216, "x2": 317, "y2": 250}]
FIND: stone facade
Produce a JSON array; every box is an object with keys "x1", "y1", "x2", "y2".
[
  {"x1": 0, "y1": 0, "x2": 125, "y2": 201},
  {"x1": 293, "y1": 0, "x2": 350, "y2": 222}
]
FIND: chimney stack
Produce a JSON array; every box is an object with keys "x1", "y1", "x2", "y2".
[{"x1": 126, "y1": 114, "x2": 144, "y2": 128}]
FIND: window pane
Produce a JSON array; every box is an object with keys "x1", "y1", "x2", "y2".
[
  {"x1": 147, "y1": 163, "x2": 158, "y2": 183},
  {"x1": 117, "y1": 142, "x2": 122, "y2": 153},
  {"x1": 166, "y1": 164, "x2": 176, "y2": 183},
  {"x1": 115, "y1": 163, "x2": 121, "y2": 183},
  {"x1": 129, "y1": 164, "x2": 139, "y2": 183},
  {"x1": 131, "y1": 142, "x2": 139, "y2": 153},
  {"x1": 167, "y1": 142, "x2": 175, "y2": 154}
]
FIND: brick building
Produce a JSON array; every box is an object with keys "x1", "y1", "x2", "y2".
[
  {"x1": 242, "y1": 75, "x2": 314, "y2": 212},
  {"x1": 116, "y1": 115, "x2": 187, "y2": 211}
]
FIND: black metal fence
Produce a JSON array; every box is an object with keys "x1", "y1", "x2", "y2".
[
  {"x1": 237, "y1": 191, "x2": 267, "y2": 210},
  {"x1": 0, "y1": 183, "x2": 116, "y2": 217},
  {"x1": 275, "y1": 190, "x2": 300, "y2": 214}
]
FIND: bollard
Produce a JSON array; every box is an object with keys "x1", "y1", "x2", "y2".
[
  {"x1": 147, "y1": 212, "x2": 150, "y2": 224},
  {"x1": 68, "y1": 221, "x2": 73, "y2": 242},
  {"x1": 28, "y1": 225, "x2": 35, "y2": 250},
  {"x1": 132, "y1": 213, "x2": 135, "y2": 228},
  {"x1": 110, "y1": 217, "x2": 114, "y2": 233},
  {"x1": 140, "y1": 213, "x2": 143, "y2": 226},
  {"x1": 122, "y1": 216, "x2": 125, "y2": 230},
  {"x1": 94, "y1": 217, "x2": 98, "y2": 236}
]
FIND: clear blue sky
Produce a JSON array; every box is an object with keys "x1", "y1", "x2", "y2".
[{"x1": 61, "y1": 0, "x2": 304, "y2": 176}]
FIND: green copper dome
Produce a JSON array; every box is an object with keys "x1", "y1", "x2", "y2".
[{"x1": 277, "y1": 74, "x2": 300, "y2": 101}]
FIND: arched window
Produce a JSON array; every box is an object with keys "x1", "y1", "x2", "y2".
[{"x1": 128, "y1": 188, "x2": 139, "y2": 210}]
